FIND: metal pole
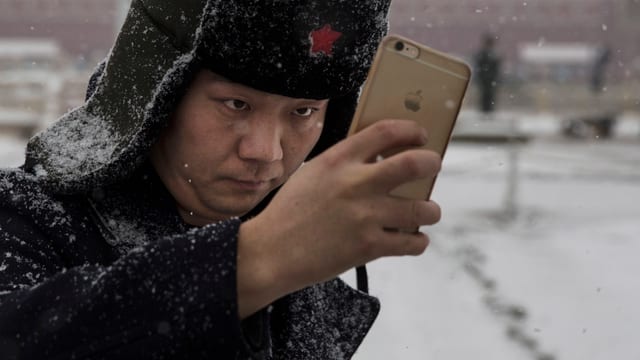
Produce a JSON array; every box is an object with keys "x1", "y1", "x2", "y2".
[{"x1": 504, "y1": 116, "x2": 519, "y2": 220}]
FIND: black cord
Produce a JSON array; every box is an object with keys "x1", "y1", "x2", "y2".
[{"x1": 356, "y1": 265, "x2": 369, "y2": 294}]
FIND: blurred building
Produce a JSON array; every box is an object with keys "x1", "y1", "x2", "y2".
[
  {"x1": 389, "y1": 0, "x2": 640, "y2": 113},
  {"x1": 0, "y1": 0, "x2": 638, "y2": 120},
  {"x1": 1, "y1": 0, "x2": 638, "y2": 76},
  {"x1": 0, "y1": 0, "x2": 128, "y2": 137},
  {"x1": 0, "y1": 0, "x2": 123, "y2": 64},
  {"x1": 389, "y1": 0, "x2": 640, "y2": 81}
]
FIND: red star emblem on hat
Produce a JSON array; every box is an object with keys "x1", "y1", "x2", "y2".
[{"x1": 309, "y1": 24, "x2": 342, "y2": 56}]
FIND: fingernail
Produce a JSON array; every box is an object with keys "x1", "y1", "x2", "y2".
[{"x1": 421, "y1": 128, "x2": 428, "y2": 143}]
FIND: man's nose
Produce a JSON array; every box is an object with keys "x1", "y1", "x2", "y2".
[{"x1": 238, "y1": 117, "x2": 284, "y2": 163}]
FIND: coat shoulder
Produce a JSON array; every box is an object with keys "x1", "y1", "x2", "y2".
[
  {"x1": 0, "y1": 167, "x2": 82, "y2": 237},
  {"x1": 1, "y1": 167, "x2": 47, "y2": 204}
]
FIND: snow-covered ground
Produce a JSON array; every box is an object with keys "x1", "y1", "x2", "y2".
[
  {"x1": 353, "y1": 112, "x2": 640, "y2": 360},
  {"x1": 2, "y1": 111, "x2": 639, "y2": 360}
]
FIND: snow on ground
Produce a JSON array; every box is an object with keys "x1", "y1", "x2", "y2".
[
  {"x1": 352, "y1": 114, "x2": 640, "y2": 360},
  {"x1": 2, "y1": 111, "x2": 639, "y2": 360}
]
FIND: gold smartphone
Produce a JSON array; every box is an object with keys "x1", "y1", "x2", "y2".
[{"x1": 348, "y1": 34, "x2": 471, "y2": 201}]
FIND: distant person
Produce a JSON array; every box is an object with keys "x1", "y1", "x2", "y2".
[
  {"x1": 590, "y1": 45, "x2": 611, "y2": 94},
  {"x1": 589, "y1": 45, "x2": 615, "y2": 138},
  {"x1": 473, "y1": 34, "x2": 501, "y2": 114},
  {"x1": 564, "y1": 44, "x2": 616, "y2": 139}
]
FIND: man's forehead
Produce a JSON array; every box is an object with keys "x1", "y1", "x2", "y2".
[{"x1": 198, "y1": 69, "x2": 329, "y2": 102}]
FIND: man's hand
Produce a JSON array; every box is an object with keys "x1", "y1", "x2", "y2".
[{"x1": 237, "y1": 119, "x2": 442, "y2": 318}]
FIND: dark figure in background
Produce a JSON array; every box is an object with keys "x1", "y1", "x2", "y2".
[
  {"x1": 589, "y1": 45, "x2": 615, "y2": 137},
  {"x1": 590, "y1": 45, "x2": 611, "y2": 94},
  {"x1": 473, "y1": 34, "x2": 501, "y2": 114},
  {"x1": 563, "y1": 45, "x2": 616, "y2": 138}
]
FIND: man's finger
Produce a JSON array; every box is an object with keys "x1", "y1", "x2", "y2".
[
  {"x1": 375, "y1": 198, "x2": 441, "y2": 230},
  {"x1": 374, "y1": 229, "x2": 430, "y2": 258},
  {"x1": 340, "y1": 120, "x2": 428, "y2": 161},
  {"x1": 366, "y1": 196, "x2": 441, "y2": 231},
  {"x1": 366, "y1": 149, "x2": 442, "y2": 194}
]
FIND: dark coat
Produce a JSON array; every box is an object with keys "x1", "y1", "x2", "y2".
[
  {"x1": 473, "y1": 46, "x2": 501, "y2": 113},
  {"x1": 0, "y1": 0, "x2": 390, "y2": 358},
  {"x1": 0, "y1": 163, "x2": 379, "y2": 359}
]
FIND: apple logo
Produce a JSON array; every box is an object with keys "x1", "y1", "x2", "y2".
[{"x1": 404, "y1": 90, "x2": 423, "y2": 112}]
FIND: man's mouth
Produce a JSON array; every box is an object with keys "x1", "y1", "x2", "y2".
[{"x1": 227, "y1": 177, "x2": 273, "y2": 191}]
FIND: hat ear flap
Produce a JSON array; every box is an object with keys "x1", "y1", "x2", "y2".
[
  {"x1": 307, "y1": 91, "x2": 359, "y2": 160},
  {"x1": 85, "y1": 60, "x2": 107, "y2": 101}
]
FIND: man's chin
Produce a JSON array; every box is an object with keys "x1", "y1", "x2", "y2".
[
  {"x1": 206, "y1": 197, "x2": 266, "y2": 218},
  {"x1": 182, "y1": 206, "x2": 251, "y2": 226}
]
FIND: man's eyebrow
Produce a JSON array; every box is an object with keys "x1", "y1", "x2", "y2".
[
  {"x1": 204, "y1": 72, "x2": 237, "y2": 86},
  {"x1": 206, "y1": 75, "x2": 229, "y2": 84},
  {"x1": 205, "y1": 78, "x2": 245, "y2": 92},
  {"x1": 211, "y1": 75, "x2": 234, "y2": 84},
  {"x1": 297, "y1": 99, "x2": 329, "y2": 104},
  {"x1": 205, "y1": 73, "x2": 329, "y2": 103}
]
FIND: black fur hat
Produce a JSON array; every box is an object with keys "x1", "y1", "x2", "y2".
[
  {"x1": 199, "y1": 1, "x2": 390, "y2": 99},
  {"x1": 25, "y1": 0, "x2": 392, "y2": 193}
]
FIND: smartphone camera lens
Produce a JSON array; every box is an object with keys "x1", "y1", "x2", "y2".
[{"x1": 394, "y1": 41, "x2": 404, "y2": 52}]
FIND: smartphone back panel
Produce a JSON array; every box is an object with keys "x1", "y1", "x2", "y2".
[{"x1": 349, "y1": 35, "x2": 471, "y2": 200}]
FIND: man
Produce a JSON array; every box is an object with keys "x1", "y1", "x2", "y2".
[
  {"x1": 0, "y1": 0, "x2": 442, "y2": 359},
  {"x1": 590, "y1": 45, "x2": 611, "y2": 94},
  {"x1": 473, "y1": 33, "x2": 501, "y2": 114}
]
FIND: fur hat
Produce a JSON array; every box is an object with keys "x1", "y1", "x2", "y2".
[
  {"x1": 198, "y1": 1, "x2": 390, "y2": 99},
  {"x1": 24, "y1": 0, "x2": 392, "y2": 193}
]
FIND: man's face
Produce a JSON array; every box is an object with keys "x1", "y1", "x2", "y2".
[{"x1": 151, "y1": 70, "x2": 328, "y2": 226}]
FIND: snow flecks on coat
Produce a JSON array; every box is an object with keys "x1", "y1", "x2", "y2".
[
  {"x1": 0, "y1": 166, "x2": 250, "y2": 358},
  {"x1": 0, "y1": 169, "x2": 73, "y2": 232},
  {"x1": 28, "y1": 107, "x2": 119, "y2": 181},
  {"x1": 1, "y1": 162, "x2": 381, "y2": 359},
  {"x1": 271, "y1": 279, "x2": 380, "y2": 359}
]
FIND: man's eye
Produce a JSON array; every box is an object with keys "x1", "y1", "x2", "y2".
[
  {"x1": 293, "y1": 107, "x2": 317, "y2": 117},
  {"x1": 223, "y1": 99, "x2": 249, "y2": 111}
]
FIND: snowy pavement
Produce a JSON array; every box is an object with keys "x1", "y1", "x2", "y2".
[{"x1": 352, "y1": 120, "x2": 640, "y2": 360}]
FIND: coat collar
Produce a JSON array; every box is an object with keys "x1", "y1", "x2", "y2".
[{"x1": 86, "y1": 162, "x2": 189, "y2": 255}]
